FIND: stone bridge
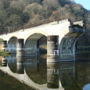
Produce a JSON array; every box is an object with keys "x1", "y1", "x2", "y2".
[{"x1": 0, "y1": 19, "x2": 88, "y2": 90}]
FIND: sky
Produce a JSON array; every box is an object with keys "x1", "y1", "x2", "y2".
[{"x1": 75, "y1": 0, "x2": 90, "y2": 10}]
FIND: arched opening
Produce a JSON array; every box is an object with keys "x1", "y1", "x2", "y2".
[
  {"x1": 8, "y1": 37, "x2": 17, "y2": 54},
  {"x1": 7, "y1": 37, "x2": 17, "y2": 73},
  {"x1": 24, "y1": 33, "x2": 47, "y2": 84}
]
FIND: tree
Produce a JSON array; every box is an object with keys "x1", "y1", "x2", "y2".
[
  {"x1": 0, "y1": 9, "x2": 7, "y2": 33},
  {"x1": 5, "y1": 14, "x2": 22, "y2": 32},
  {"x1": 24, "y1": 3, "x2": 44, "y2": 21}
]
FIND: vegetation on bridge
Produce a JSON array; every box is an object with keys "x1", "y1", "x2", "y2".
[
  {"x1": 0, "y1": 51, "x2": 8, "y2": 56},
  {"x1": 0, "y1": 0, "x2": 90, "y2": 34},
  {"x1": 0, "y1": 39, "x2": 8, "y2": 56}
]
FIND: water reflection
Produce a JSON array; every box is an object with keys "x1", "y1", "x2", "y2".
[
  {"x1": 1, "y1": 53, "x2": 90, "y2": 90},
  {"x1": 60, "y1": 61, "x2": 90, "y2": 90},
  {"x1": 24, "y1": 35, "x2": 47, "y2": 84},
  {"x1": 47, "y1": 62, "x2": 59, "y2": 88},
  {"x1": 25, "y1": 54, "x2": 46, "y2": 84},
  {"x1": 24, "y1": 52, "x2": 47, "y2": 84},
  {"x1": 7, "y1": 54, "x2": 17, "y2": 73}
]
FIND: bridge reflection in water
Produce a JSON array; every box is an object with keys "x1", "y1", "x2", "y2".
[
  {"x1": 1, "y1": 56, "x2": 90, "y2": 90},
  {"x1": 0, "y1": 35, "x2": 64, "y2": 90},
  {"x1": 0, "y1": 23, "x2": 90, "y2": 89},
  {"x1": 1, "y1": 32, "x2": 90, "y2": 90},
  {"x1": 60, "y1": 61, "x2": 90, "y2": 90}
]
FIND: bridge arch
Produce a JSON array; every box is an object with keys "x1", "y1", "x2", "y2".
[
  {"x1": 7, "y1": 37, "x2": 18, "y2": 73},
  {"x1": 23, "y1": 31, "x2": 48, "y2": 42},
  {"x1": 24, "y1": 33, "x2": 47, "y2": 84},
  {"x1": 8, "y1": 37, "x2": 18, "y2": 53}
]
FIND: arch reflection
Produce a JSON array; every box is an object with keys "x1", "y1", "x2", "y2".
[
  {"x1": 60, "y1": 61, "x2": 90, "y2": 90},
  {"x1": 24, "y1": 33, "x2": 47, "y2": 84},
  {"x1": 7, "y1": 37, "x2": 17, "y2": 72}
]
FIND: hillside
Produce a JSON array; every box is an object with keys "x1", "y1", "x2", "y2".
[{"x1": 0, "y1": 0, "x2": 90, "y2": 34}]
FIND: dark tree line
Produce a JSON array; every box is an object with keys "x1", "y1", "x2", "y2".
[{"x1": 0, "y1": 0, "x2": 90, "y2": 34}]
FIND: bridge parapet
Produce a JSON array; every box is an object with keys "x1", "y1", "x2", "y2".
[{"x1": 0, "y1": 19, "x2": 70, "y2": 42}]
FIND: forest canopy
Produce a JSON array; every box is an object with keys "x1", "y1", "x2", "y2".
[{"x1": 0, "y1": 0, "x2": 90, "y2": 34}]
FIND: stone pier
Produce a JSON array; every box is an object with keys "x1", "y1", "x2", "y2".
[{"x1": 16, "y1": 39, "x2": 24, "y2": 74}]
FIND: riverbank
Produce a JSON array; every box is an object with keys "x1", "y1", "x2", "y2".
[{"x1": 0, "y1": 70, "x2": 35, "y2": 90}]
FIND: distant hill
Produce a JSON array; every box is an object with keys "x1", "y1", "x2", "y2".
[{"x1": 0, "y1": 0, "x2": 90, "y2": 35}]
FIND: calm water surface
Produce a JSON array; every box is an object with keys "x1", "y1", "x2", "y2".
[
  {"x1": 60, "y1": 61, "x2": 90, "y2": 90},
  {"x1": 1, "y1": 54, "x2": 90, "y2": 90}
]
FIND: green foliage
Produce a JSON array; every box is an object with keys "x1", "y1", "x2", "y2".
[{"x1": 0, "y1": 51, "x2": 9, "y2": 56}]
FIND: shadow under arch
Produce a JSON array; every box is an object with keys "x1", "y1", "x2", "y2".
[
  {"x1": 7, "y1": 37, "x2": 18, "y2": 73},
  {"x1": 24, "y1": 33, "x2": 47, "y2": 84}
]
